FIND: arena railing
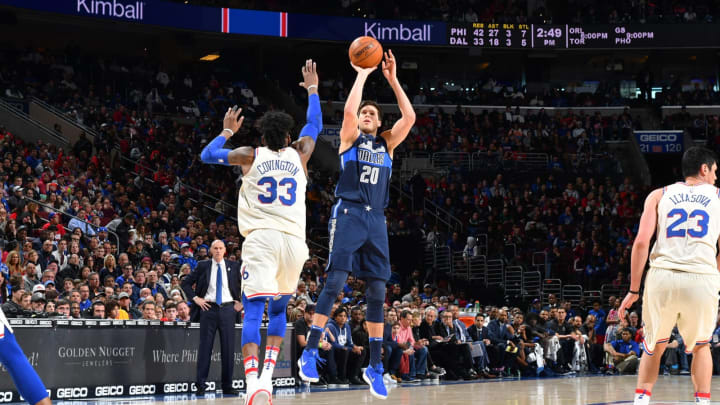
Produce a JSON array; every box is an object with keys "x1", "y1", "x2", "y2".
[
  {"x1": 562, "y1": 285, "x2": 583, "y2": 306},
  {"x1": 600, "y1": 283, "x2": 629, "y2": 301},
  {"x1": 541, "y1": 279, "x2": 562, "y2": 305},
  {"x1": 532, "y1": 251, "x2": 548, "y2": 278},
  {"x1": 23, "y1": 196, "x2": 121, "y2": 250},
  {"x1": 389, "y1": 182, "x2": 463, "y2": 231},
  {"x1": 431, "y1": 152, "x2": 472, "y2": 170},
  {"x1": 485, "y1": 259, "x2": 505, "y2": 287},
  {"x1": 0, "y1": 98, "x2": 69, "y2": 147},
  {"x1": 504, "y1": 266, "x2": 523, "y2": 298},
  {"x1": 468, "y1": 255, "x2": 486, "y2": 284},
  {"x1": 522, "y1": 270, "x2": 542, "y2": 302},
  {"x1": 118, "y1": 154, "x2": 236, "y2": 216},
  {"x1": 582, "y1": 290, "x2": 602, "y2": 308},
  {"x1": 29, "y1": 97, "x2": 101, "y2": 146}
]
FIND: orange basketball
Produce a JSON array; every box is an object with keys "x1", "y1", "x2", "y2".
[{"x1": 348, "y1": 36, "x2": 383, "y2": 69}]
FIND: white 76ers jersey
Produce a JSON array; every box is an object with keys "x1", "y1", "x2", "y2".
[
  {"x1": 237, "y1": 147, "x2": 306, "y2": 239},
  {"x1": 650, "y1": 182, "x2": 720, "y2": 275}
]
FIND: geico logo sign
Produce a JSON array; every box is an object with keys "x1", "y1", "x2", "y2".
[
  {"x1": 95, "y1": 386, "x2": 124, "y2": 396},
  {"x1": 129, "y1": 385, "x2": 156, "y2": 395},
  {"x1": 193, "y1": 382, "x2": 215, "y2": 391},
  {"x1": 0, "y1": 392, "x2": 13, "y2": 403},
  {"x1": 273, "y1": 378, "x2": 296, "y2": 387},
  {"x1": 640, "y1": 134, "x2": 677, "y2": 142},
  {"x1": 56, "y1": 387, "x2": 88, "y2": 399},
  {"x1": 231, "y1": 380, "x2": 245, "y2": 389},
  {"x1": 163, "y1": 383, "x2": 189, "y2": 393}
]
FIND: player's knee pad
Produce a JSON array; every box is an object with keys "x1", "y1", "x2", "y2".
[
  {"x1": 365, "y1": 278, "x2": 385, "y2": 323},
  {"x1": 241, "y1": 294, "x2": 265, "y2": 346},
  {"x1": 267, "y1": 295, "x2": 291, "y2": 338},
  {"x1": 315, "y1": 270, "x2": 349, "y2": 316}
]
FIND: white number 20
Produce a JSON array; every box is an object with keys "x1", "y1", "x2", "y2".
[{"x1": 360, "y1": 165, "x2": 379, "y2": 184}]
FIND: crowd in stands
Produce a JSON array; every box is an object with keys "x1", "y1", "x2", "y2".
[{"x1": 175, "y1": 0, "x2": 720, "y2": 25}]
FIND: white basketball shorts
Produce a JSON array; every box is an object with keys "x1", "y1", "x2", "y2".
[
  {"x1": 240, "y1": 229, "x2": 309, "y2": 299},
  {"x1": 641, "y1": 267, "x2": 720, "y2": 355}
]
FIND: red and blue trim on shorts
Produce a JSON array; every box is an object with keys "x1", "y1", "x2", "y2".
[
  {"x1": 641, "y1": 337, "x2": 669, "y2": 356},
  {"x1": 685, "y1": 337, "x2": 712, "y2": 354},
  {"x1": 244, "y1": 291, "x2": 294, "y2": 299}
]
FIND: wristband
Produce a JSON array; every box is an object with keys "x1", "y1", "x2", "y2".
[
  {"x1": 222, "y1": 128, "x2": 234, "y2": 135},
  {"x1": 307, "y1": 85, "x2": 318, "y2": 91},
  {"x1": 628, "y1": 290, "x2": 639, "y2": 295}
]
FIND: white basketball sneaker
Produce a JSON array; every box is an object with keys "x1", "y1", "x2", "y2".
[{"x1": 244, "y1": 376, "x2": 271, "y2": 405}]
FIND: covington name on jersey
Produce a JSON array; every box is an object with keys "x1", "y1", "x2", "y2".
[{"x1": 256, "y1": 159, "x2": 301, "y2": 176}]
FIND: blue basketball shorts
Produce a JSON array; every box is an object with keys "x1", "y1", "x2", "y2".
[{"x1": 326, "y1": 199, "x2": 390, "y2": 282}]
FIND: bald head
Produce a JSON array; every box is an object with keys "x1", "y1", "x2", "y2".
[{"x1": 210, "y1": 240, "x2": 226, "y2": 261}]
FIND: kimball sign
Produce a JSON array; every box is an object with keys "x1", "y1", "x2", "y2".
[
  {"x1": 364, "y1": 22, "x2": 433, "y2": 42},
  {"x1": 76, "y1": 0, "x2": 145, "y2": 20}
]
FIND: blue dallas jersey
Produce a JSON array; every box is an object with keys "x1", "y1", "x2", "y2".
[{"x1": 335, "y1": 133, "x2": 392, "y2": 209}]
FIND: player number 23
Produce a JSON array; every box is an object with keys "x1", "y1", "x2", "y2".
[
  {"x1": 257, "y1": 177, "x2": 297, "y2": 205},
  {"x1": 666, "y1": 208, "x2": 709, "y2": 238},
  {"x1": 360, "y1": 165, "x2": 380, "y2": 185}
]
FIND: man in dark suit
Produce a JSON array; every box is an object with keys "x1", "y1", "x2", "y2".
[
  {"x1": 181, "y1": 240, "x2": 241, "y2": 396},
  {"x1": 467, "y1": 313, "x2": 496, "y2": 376},
  {"x1": 487, "y1": 309, "x2": 518, "y2": 373}
]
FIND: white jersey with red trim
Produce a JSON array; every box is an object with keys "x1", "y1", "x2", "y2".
[
  {"x1": 650, "y1": 182, "x2": 720, "y2": 275},
  {"x1": 237, "y1": 146, "x2": 306, "y2": 239}
]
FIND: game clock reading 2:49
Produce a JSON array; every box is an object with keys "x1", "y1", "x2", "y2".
[{"x1": 448, "y1": 23, "x2": 531, "y2": 48}]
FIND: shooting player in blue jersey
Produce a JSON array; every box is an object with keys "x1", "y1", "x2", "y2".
[
  {"x1": 0, "y1": 307, "x2": 51, "y2": 405},
  {"x1": 298, "y1": 50, "x2": 415, "y2": 400}
]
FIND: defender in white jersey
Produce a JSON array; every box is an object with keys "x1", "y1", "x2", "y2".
[
  {"x1": 200, "y1": 60, "x2": 320, "y2": 405},
  {"x1": 619, "y1": 147, "x2": 720, "y2": 405},
  {"x1": 237, "y1": 145, "x2": 309, "y2": 298}
]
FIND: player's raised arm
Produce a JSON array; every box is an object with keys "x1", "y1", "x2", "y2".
[
  {"x1": 619, "y1": 188, "x2": 661, "y2": 320},
  {"x1": 380, "y1": 50, "x2": 416, "y2": 154},
  {"x1": 340, "y1": 63, "x2": 377, "y2": 152},
  {"x1": 199, "y1": 106, "x2": 254, "y2": 174},
  {"x1": 293, "y1": 59, "x2": 321, "y2": 174}
]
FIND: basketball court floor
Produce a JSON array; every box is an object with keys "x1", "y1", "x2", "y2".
[{"x1": 25, "y1": 376, "x2": 720, "y2": 405}]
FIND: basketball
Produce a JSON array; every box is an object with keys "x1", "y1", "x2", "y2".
[{"x1": 348, "y1": 36, "x2": 383, "y2": 68}]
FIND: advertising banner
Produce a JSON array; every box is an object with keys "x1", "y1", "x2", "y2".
[
  {"x1": 634, "y1": 130, "x2": 684, "y2": 153},
  {"x1": 0, "y1": 0, "x2": 221, "y2": 32},
  {"x1": 0, "y1": 321, "x2": 295, "y2": 401},
  {"x1": 288, "y1": 13, "x2": 447, "y2": 45}
]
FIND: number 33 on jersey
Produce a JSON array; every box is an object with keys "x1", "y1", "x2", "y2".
[
  {"x1": 237, "y1": 147, "x2": 307, "y2": 239},
  {"x1": 651, "y1": 182, "x2": 720, "y2": 275}
]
